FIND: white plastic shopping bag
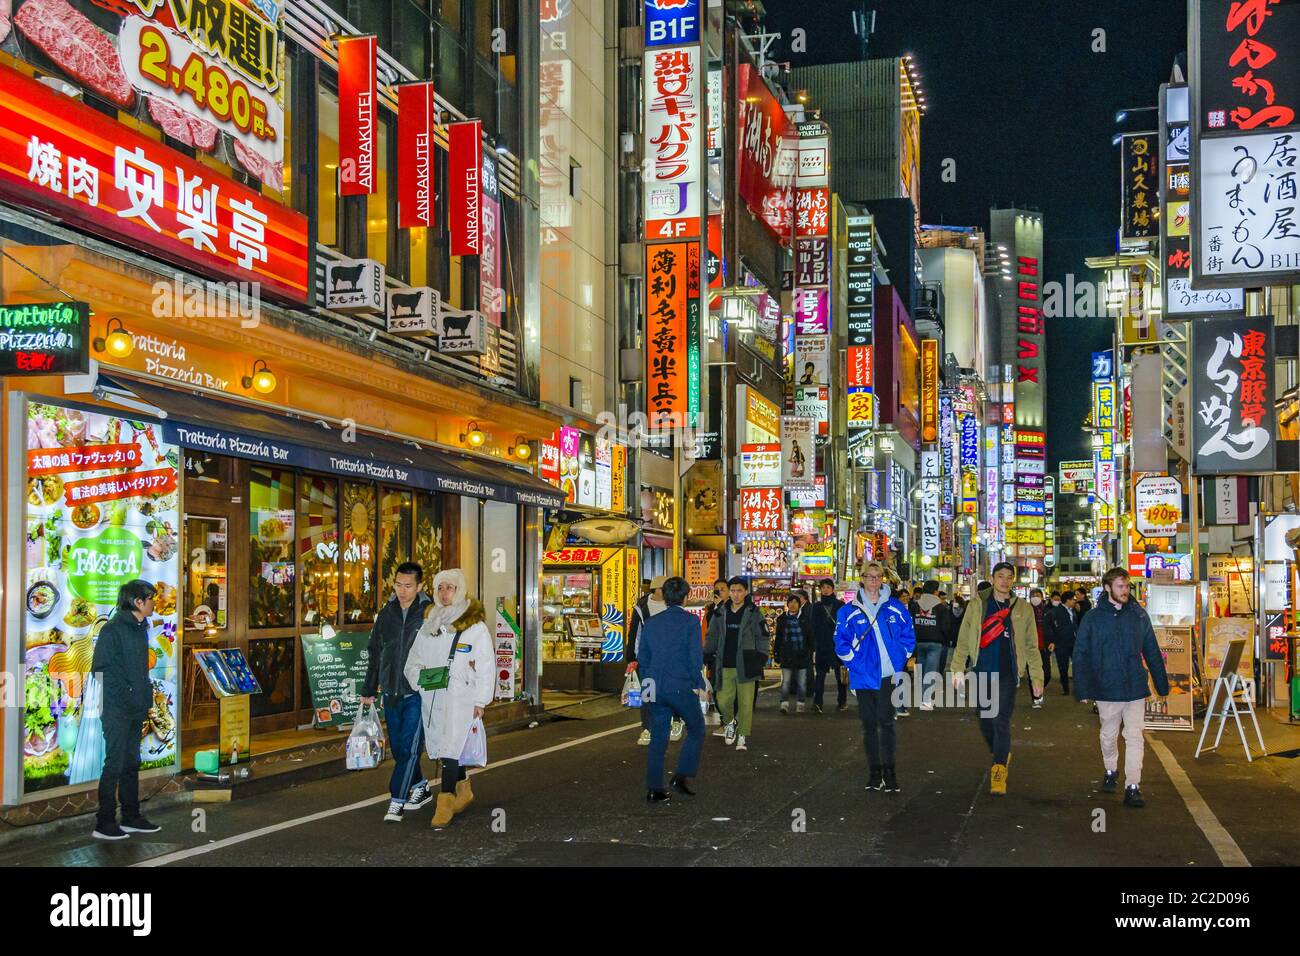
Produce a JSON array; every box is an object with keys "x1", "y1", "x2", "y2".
[
  {"x1": 701, "y1": 672, "x2": 719, "y2": 725},
  {"x1": 622, "y1": 669, "x2": 642, "y2": 708},
  {"x1": 459, "y1": 717, "x2": 487, "y2": 767},
  {"x1": 345, "y1": 701, "x2": 386, "y2": 770}
]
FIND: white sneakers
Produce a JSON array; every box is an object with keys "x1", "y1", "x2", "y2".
[
  {"x1": 779, "y1": 701, "x2": 790, "y2": 714},
  {"x1": 383, "y1": 799, "x2": 405, "y2": 822},
  {"x1": 735, "y1": 736, "x2": 748, "y2": 752},
  {"x1": 669, "y1": 718, "x2": 685, "y2": 741},
  {"x1": 796, "y1": 702, "x2": 805, "y2": 714},
  {"x1": 637, "y1": 729, "x2": 651, "y2": 746},
  {"x1": 919, "y1": 701, "x2": 935, "y2": 712},
  {"x1": 1032, "y1": 697, "x2": 1043, "y2": 710}
]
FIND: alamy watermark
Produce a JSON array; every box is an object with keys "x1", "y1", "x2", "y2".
[{"x1": 152, "y1": 275, "x2": 261, "y2": 329}]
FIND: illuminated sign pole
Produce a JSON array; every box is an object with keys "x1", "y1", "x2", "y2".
[{"x1": 643, "y1": 0, "x2": 704, "y2": 574}]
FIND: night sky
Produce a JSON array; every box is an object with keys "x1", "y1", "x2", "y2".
[{"x1": 761, "y1": 0, "x2": 1187, "y2": 468}]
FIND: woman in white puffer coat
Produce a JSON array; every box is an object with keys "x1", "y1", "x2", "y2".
[{"x1": 403, "y1": 569, "x2": 495, "y2": 828}]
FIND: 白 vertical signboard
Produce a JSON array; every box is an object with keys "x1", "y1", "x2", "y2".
[
  {"x1": 397, "y1": 81, "x2": 436, "y2": 228},
  {"x1": 448, "y1": 120, "x2": 483, "y2": 255},
  {"x1": 646, "y1": 243, "x2": 690, "y2": 429},
  {"x1": 21, "y1": 400, "x2": 181, "y2": 796},
  {"x1": 1191, "y1": 314, "x2": 1277, "y2": 474},
  {"x1": 1190, "y1": 0, "x2": 1300, "y2": 288},
  {"x1": 643, "y1": 44, "x2": 701, "y2": 240},
  {"x1": 338, "y1": 35, "x2": 377, "y2": 197}
]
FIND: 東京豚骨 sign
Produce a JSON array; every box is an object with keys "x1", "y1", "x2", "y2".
[{"x1": 0, "y1": 302, "x2": 90, "y2": 376}]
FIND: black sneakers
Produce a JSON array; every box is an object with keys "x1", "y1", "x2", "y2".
[
  {"x1": 670, "y1": 774, "x2": 696, "y2": 796},
  {"x1": 1124, "y1": 785, "x2": 1145, "y2": 808},
  {"x1": 92, "y1": 822, "x2": 129, "y2": 841},
  {"x1": 120, "y1": 817, "x2": 161, "y2": 834},
  {"x1": 882, "y1": 764, "x2": 900, "y2": 793},
  {"x1": 646, "y1": 789, "x2": 671, "y2": 803},
  {"x1": 1102, "y1": 770, "x2": 1119, "y2": 793},
  {"x1": 866, "y1": 764, "x2": 885, "y2": 791}
]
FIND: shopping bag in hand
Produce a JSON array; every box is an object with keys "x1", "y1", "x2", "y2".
[
  {"x1": 701, "y1": 672, "x2": 720, "y2": 724},
  {"x1": 345, "y1": 701, "x2": 386, "y2": 770},
  {"x1": 622, "y1": 669, "x2": 642, "y2": 708},
  {"x1": 459, "y1": 717, "x2": 487, "y2": 767}
]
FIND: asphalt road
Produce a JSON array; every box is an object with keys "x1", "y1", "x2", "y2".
[{"x1": 6, "y1": 681, "x2": 1298, "y2": 868}]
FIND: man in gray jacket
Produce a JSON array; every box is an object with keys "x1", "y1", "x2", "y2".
[{"x1": 703, "y1": 576, "x2": 769, "y2": 752}]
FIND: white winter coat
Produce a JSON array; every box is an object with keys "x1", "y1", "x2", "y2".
[{"x1": 403, "y1": 601, "x2": 495, "y2": 761}]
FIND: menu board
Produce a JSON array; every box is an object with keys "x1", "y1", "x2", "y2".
[
  {"x1": 22, "y1": 400, "x2": 181, "y2": 793},
  {"x1": 301, "y1": 630, "x2": 372, "y2": 728}
]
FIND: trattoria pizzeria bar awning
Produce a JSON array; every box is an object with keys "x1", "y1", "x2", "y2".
[{"x1": 97, "y1": 375, "x2": 566, "y2": 509}]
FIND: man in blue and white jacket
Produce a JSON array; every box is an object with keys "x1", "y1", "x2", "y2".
[{"x1": 835, "y1": 561, "x2": 916, "y2": 793}]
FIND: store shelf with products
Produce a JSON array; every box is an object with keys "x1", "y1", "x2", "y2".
[{"x1": 542, "y1": 570, "x2": 605, "y2": 663}]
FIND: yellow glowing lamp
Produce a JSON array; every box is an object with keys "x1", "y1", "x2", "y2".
[
  {"x1": 242, "y1": 359, "x2": 277, "y2": 394},
  {"x1": 510, "y1": 438, "x2": 532, "y2": 461},
  {"x1": 462, "y1": 422, "x2": 486, "y2": 448},
  {"x1": 94, "y1": 317, "x2": 135, "y2": 358}
]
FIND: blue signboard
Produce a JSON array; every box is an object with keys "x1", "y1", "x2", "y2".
[
  {"x1": 644, "y1": 0, "x2": 700, "y2": 47},
  {"x1": 960, "y1": 415, "x2": 979, "y2": 468},
  {"x1": 1092, "y1": 350, "x2": 1113, "y2": 382}
]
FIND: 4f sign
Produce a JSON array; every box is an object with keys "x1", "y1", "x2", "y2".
[{"x1": 645, "y1": 0, "x2": 700, "y2": 47}]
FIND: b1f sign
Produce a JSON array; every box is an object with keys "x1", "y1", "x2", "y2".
[{"x1": 644, "y1": 0, "x2": 700, "y2": 47}]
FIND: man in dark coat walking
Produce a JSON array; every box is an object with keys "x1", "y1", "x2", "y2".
[
  {"x1": 1046, "y1": 590, "x2": 1079, "y2": 695},
  {"x1": 814, "y1": 578, "x2": 847, "y2": 712},
  {"x1": 1073, "y1": 568, "x2": 1170, "y2": 808},
  {"x1": 92, "y1": 580, "x2": 162, "y2": 841}
]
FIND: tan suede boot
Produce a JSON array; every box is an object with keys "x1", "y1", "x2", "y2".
[
  {"x1": 430, "y1": 793, "x2": 456, "y2": 827},
  {"x1": 453, "y1": 778, "x2": 474, "y2": 813}
]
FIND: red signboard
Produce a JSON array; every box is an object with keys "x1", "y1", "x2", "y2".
[
  {"x1": 1195, "y1": 0, "x2": 1300, "y2": 133},
  {"x1": 736, "y1": 62, "x2": 793, "y2": 244},
  {"x1": 795, "y1": 187, "x2": 829, "y2": 238},
  {"x1": 0, "y1": 63, "x2": 308, "y2": 303},
  {"x1": 29, "y1": 444, "x2": 143, "y2": 475},
  {"x1": 338, "y1": 35, "x2": 377, "y2": 197},
  {"x1": 64, "y1": 467, "x2": 177, "y2": 506},
  {"x1": 397, "y1": 81, "x2": 435, "y2": 228},
  {"x1": 448, "y1": 120, "x2": 482, "y2": 256},
  {"x1": 539, "y1": 433, "x2": 561, "y2": 482},
  {"x1": 847, "y1": 346, "x2": 873, "y2": 389},
  {"x1": 646, "y1": 242, "x2": 690, "y2": 428},
  {"x1": 739, "y1": 487, "x2": 784, "y2": 532}
]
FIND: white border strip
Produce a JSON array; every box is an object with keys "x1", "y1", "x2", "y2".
[
  {"x1": 134, "y1": 722, "x2": 640, "y2": 867},
  {"x1": 1147, "y1": 736, "x2": 1250, "y2": 867}
]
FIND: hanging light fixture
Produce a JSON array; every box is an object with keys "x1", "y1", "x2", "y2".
[
  {"x1": 93, "y1": 317, "x2": 135, "y2": 358},
  {"x1": 461, "y1": 421, "x2": 486, "y2": 448},
  {"x1": 509, "y1": 437, "x2": 533, "y2": 461},
  {"x1": 241, "y1": 358, "x2": 277, "y2": 394}
]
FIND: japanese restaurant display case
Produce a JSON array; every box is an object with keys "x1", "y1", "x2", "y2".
[{"x1": 540, "y1": 546, "x2": 639, "y2": 693}]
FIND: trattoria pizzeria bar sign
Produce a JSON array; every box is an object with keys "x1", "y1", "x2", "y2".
[{"x1": 0, "y1": 302, "x2": 89, "y2": 376}]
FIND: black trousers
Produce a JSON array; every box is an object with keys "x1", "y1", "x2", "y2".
[
  {"x1": 440, "y1": 758, "x2": 467, "y2": 793},
  {"x1": 1055, "y1": 645, "x2": 1073, "y2": 692},
  {"x1": 854, "y1": 687, "x2": 897, "y2": 767},
  {"x1": 814, "y1": 661, "x2": 847, "y2": 707},
  {"x1": 1037, "y1": 648, "x2": 1053, "y2": 691},
  {"x1": 97, "y1": 714, "x2": 143, "y2": 826},
  {"x1": 978, "y1": 672, "x2": 1017, "y2": 765}
]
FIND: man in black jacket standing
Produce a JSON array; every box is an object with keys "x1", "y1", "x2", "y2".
[
  {"x1": 360, "y1": 562, "x2": 434, "y2": 822},
  {"x1": 814, "y1": 579, "x2": 847, "y2": 712},
  {"x1": 92, "y1": 580, "x2": 162, "y2": 841},
  {"x1": 1073, "y1": 568, "x2": 1169, "y2": 808}
]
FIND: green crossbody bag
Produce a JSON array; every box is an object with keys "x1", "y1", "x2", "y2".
[{"x1": 417, "y1": 628, "x2": 460, "y2": 690}]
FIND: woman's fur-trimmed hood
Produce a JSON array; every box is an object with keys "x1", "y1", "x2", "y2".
[{"x1": 451, "y1": 600, "x2": 486, "y2": 631}]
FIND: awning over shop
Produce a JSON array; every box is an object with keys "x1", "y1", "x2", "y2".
[{"x1": 96, "y1": 375, "x2": 566, "y2": 509}]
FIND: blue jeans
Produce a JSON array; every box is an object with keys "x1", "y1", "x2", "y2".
[
  {"x1": 914, "y1": 642, "x2": 944, "y2": 706},
  {"x1": 385, "y1": 693, "x2": 426, "y2": 800},
  {"x1": 645, "y1": 689, "x2": 705, "y2": 789},
  {"x1": 780, "y1": 667, "x2": 808, "y2": 702}
]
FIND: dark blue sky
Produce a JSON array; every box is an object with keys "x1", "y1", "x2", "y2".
[{"x1": 760, "y1": 0, "x2": 1187, "y2": 466}]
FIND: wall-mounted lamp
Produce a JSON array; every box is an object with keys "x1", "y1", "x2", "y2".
[
  {"x1": 509, "y1": 437, "x2": 532, "y2": 461},
  {"x1": 241, "y1": 359, "x2": 277, "y2": 394},
  {"x1": 93, "y1": 317, "x2": 135, "y2": 358},
  {"x1": 461, "y1": 421, "x2": 486, "y2": 448}
]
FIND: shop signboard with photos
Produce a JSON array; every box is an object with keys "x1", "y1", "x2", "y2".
[
  {"x1": 780, "y1": 417, "x2": 815, "y2": 488},
  {"x1": 1143, "y1": 584, "x2": 1197, "y2": 731},
  {"x1": 21, "y1": 399, "x2": 181, "y2": 795},
  {"x1": 1191, "y1": 315, "x2": 1277, "y2": 474}
]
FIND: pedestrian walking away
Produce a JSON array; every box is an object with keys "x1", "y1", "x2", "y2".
[
  {"x1": 1029, "y1": 588, "x2": 1049, "y2": 709},
  {"x1": 910, "y1": 580, "x2": 954, "y2": 711},
  {"x1": 640, "y1": 577, "x2": 709, "y2": 801},
  {"x1": 1047, "y1": 591, "x2": 1079, "y2": 696},
  {"x1": 1072, "y1": 568, "x2": 1170, "y2": 808},
  {"x1": 774, "y1": 595, "x2": 812, "y2": 713},
  {"x1": 403, "y1": 569, "x2": 495, "y2": 828},
  {"x1": 835, "y1": 561, "x2": 916, "y2": 793},
  {"x1": 793, "y1": 589, "x2": 818, "y2": 710},
  {"x1": 947, "y1": 562, "x2": 1043, "y2": 795},
  {"x1": 91, "y1": 580, "x2": 163, "y2": 841},
  {"x1": 360, "y1": 561, "x2": 435, "y2": 822},
  {"x1": 703, "y1": 576, "x2": 769, "y2": 752},
  {"x1": 627, "y1": 576, "x2": 682, "y2": 746},
  {"x1": 815, "y1": 578, "x2": 848, "y2": 712}
]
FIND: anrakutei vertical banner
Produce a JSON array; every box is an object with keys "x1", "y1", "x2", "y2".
[
  {"x1": 448, "y1": 120, "x2": 483, "y2": 256},
  {"x1": 397, "y1": 81, "x2": 436, "y2": 228},
  {"x1": 338, "y1": 35, "x2": 377, "y2": 197}
]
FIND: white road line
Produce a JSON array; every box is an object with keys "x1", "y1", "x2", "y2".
[
  {"x1": 1147, "y1": 735, "x2": 1250, "y2": 868},
  {"x1": 134, "y1": 721, "x2": 641, "y2": 867}
]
